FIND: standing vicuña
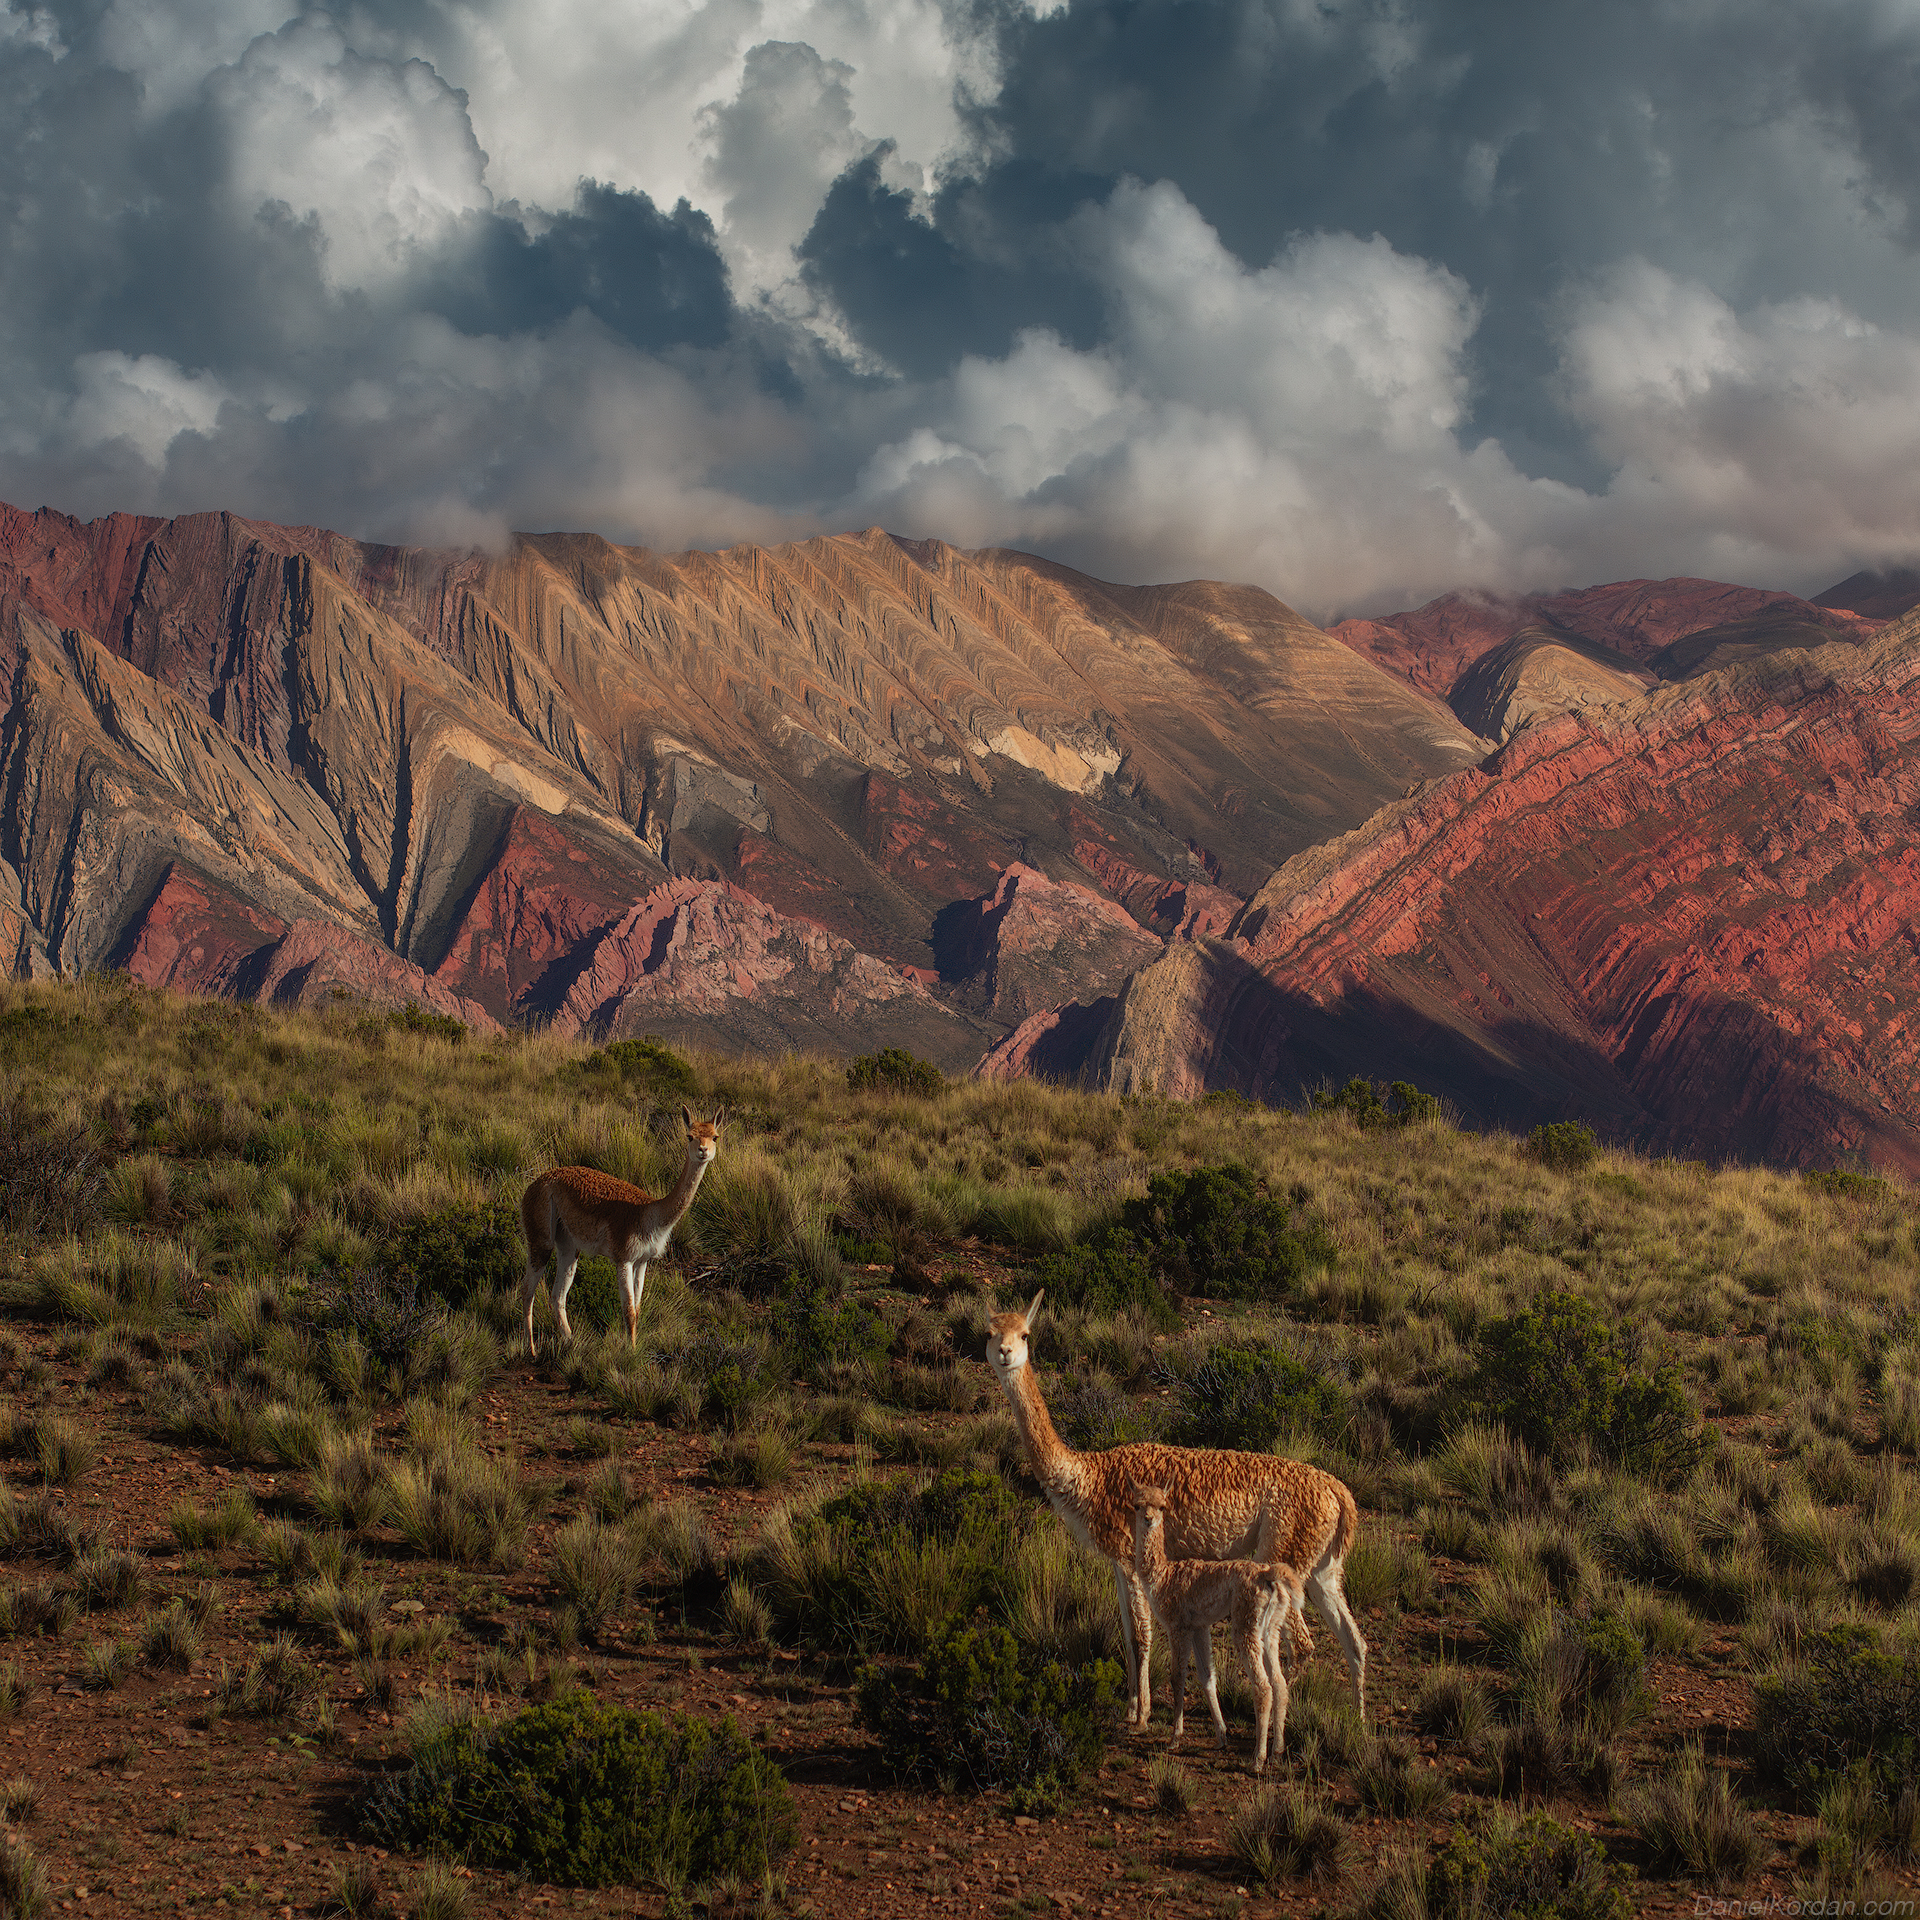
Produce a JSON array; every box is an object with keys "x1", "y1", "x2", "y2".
[
  {"x1": 985, "y1": 1289, "x2": 1366, "y2": 1727},
  {"x1": 520, "y1": 1106, "x2": 721, "y2": 1357},
  {"x1": 1131, "y1": 1483, "x2": 1303, "y2": 1771}
]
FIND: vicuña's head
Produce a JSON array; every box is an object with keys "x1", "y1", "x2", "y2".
[
  {"x1": 986, "y1": 1289, "x2": 1043, "y2": 1380},
  {"x1": 680, "y1": 1105, "x2": 724, "y2": 1166},
  {"x1": 1131, "y1": 1483, "x2": 1170, "y2": 1535}
]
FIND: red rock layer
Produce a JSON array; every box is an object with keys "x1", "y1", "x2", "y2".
[
  {"x1": 991, "y1": 616, "x2": 1920, "y2": 1173},
  {"x1": 931, "y1": 863, "x2": 1164, "y2": 1020}
]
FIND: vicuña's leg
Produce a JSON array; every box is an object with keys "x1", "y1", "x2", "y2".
[
  {"x1": 1169, "y1": 1630, "x2": 1190, "y2": 1747},
  {"x1": 522, "y1": 1257, "x2": 546, "y2": 1358},
  {"x1": 1115, "y1": 1563, "x2": 1152, "y2": 1728},
  {"x1": 1195, "y1": 1628, "x2": 1228, "y2": 1746},
  {"x1": 1306, "y1": 1558, "x2": 1368, "y2": 1721},
  {"x1": 550, "y1": 1230, "x2": 580, "y2": 1348},
  {"x1": 1125, "y1": 1568, "x2": 1156, "y2": 1728},
  {"x1": 622, "y1": 1260, "x2": 648, "y2": 1346},
  {"x1": 1245, "y1": 1600, "x2": 1278, "y2": 1772}
]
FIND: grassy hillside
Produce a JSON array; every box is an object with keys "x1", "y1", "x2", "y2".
[{"x1": 0, "y1": 975, "x2": 1916, "y2": 1917}]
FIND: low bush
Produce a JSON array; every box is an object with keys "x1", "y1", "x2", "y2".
[
  {"x1": 846, "y1": 1048, "x2": 944, "y2": 1097},
  {"x1": 1754, "y1": 1626, "x2": 1920, "y2": 1805},
  {"x1": 857, "y1": 1614, "x2": 1121, "y2": 1810},
  {"x1": 1465, "y1": 1291, "x2": 1702, "y2": 1483},
  {"x1": 755, "y1": 1468, "x2": 1033, "y2": 1652},
  {"x1": 0, "y1": 1092, "x2": 104, "y2": 1238},
  {"x1": 364, "y1": 1693, "x2": 794, "y2": 1888},
  {"x1": 1121, "y1": 1163, "x2": 1337, "y2": 1301},
  {"x1": 1527, "y1": 1122, "x2": 1601, "y2": 1172},
  {"x1": 1423, "y1": 1811, "x2": 1633, "y2": 1919},
  {"x1": 585, "y1": 1037, "x2": 698, "y2": 1101},
  {"x1": 1312, "y1": 1078, "x2": 1440, "y2": 1132},
  {"x1": 767, "y1": 1273, "x2": 886, "y2": 1387},
  {"x1": 1165, "y1": 1340, "x2": 1350, "y2": 1452},
  {"x1": 1028, "y1": 1228, "x2": 1176, "y2": 1327},
  {"x1": 378, "y1": 1202, "x2": 520, "y2": 1309}
]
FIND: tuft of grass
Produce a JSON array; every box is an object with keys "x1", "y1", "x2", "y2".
[
  {"x1": 31, "y1": 1416, "x2": 98, "y2": 1486},
  {"x1": 79, "y1": 1639, "x2": 131, "y2": 1691},
  {"x1": 0, "y1": 1830, "x2": 48, "y2": 1920},
  {"x1": 214, "y1": 1633, "x2": 319, "y2": 1719},
  {"x1": 1227, "y1": 1786, "x2": 1350, "y2": 1887},
  {"x1": 549, "y1": 1517, "x2": 636, "y2": 1639},
  {"x1": 139, "y1": 1599, "x2": 204, "y2": 1671},
  {"x1": 0, "y1": 1772, "x2": 36, "y2": 1822},
  {"x1": 1413, "y1": 1664, "x2": 1494, "y2": 1747},
  {"x1": 721, "y1": 1576, "x2": 773, "y2": 1647},
  {"x1": 710, "y1": 1422, "x2": 795, "y2": 1489},
  {"x1": 169, "y1": 1487, "x2": 258, "y2": 1552},
  {"x1": 1616, "y1": 1740, "x2": 1763, "y2": 1880},
  {"x1": 326, "y1": 1856, "x2": 382, "y2": 1919},
  {"x1": 411, "y1": 1858, "x2": 469, "y2": 1920},
  {"x1": 1353, "y1": 1734, "x2": 1454, "y2": 1818},
  {"x1": 70, "y1": 1549, "x2": 146, "y2": 1612},
  {"x1": 1150, "y1": 1754, "x2": 1196, "y2": 1817},
  {"x1": 382, "y1": 1434, "x2": 535, "y2": 1569}
]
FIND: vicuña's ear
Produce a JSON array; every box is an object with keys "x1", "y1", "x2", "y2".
[
  {"x1": 681, "y1": 1103, "x2": 694, "y2": 1130},
  {"x1": 1024, "y1": 1288, "x2": 1045, "y2": 1325},
  {"x1": 711, "y1": 1106, "x2": 725, "y2": 1128}
]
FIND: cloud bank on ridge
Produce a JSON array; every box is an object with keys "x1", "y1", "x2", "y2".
[{"x1": 5, "y1": 0, "x2": 1920, "y2": 618}]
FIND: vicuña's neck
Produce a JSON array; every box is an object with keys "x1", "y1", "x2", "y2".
[
  {"x1": 658, "y1": 1151, "x2": 710, "y2": 1224},
  {"x1": 1136, "y1": 1522, "x2": 1168, "y2": 1581},
  {"x1": 1000, "y1": 1363, "x2": 1077, "y2": 1483}
]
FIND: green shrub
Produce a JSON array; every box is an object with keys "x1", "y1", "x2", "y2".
[
  {"x1": 388, "y1": 1003, "x2": 467, "y2": 1043},
  {"x1": 857, "y1": 1615, "x2": 1121, "y2": 1810},
  {"x1": 585, "y1": 1037, "x2": 698, "y2": 1100},
  {"x1": 1120, "y1": 1163, "x2": 1337, "y2": 1301},
  {"x1": 1424, "y1": 1811, "x2": 1633, "y2": 1919},
  {"x1": 379, "y1": 1202, "x2": 521, "y2": 1309},
  {"x1": 1029, "y1": 1228, "x2": 1175, "y2": 1327},
  {"x1": 846, "y1": 1048, "x2": 944, "y2": 1097},
  {"x1": 1466, "y1": 1291, "x2": 1702, "y2": 1483},
  {"x1": 1754, "y1": 1626, "x2": 1920, "y2": 1805},
  {"x1": 1527, "y1": 1122, "x2": 1600, "y2": 1172},
  {"x1": 1805, "y1": 1168, "x2": 1890, "y2": 1202},
  {"x1": 756, "y1": 1468, "x2": 1032, "y2": 1652},
  {"x1": 1166, "y1": 1341, "x2": 1349, "y2": 1451},
  {"x1": 364, "y1": 1694, "x2": 793, "y2": 1888},
  {"x1": 1311, "y1": 1078, "x2": 1440, "y2": 1131},
  {"x1": 767, "y1": 1273, "x2": 887, "y2": 1387}
]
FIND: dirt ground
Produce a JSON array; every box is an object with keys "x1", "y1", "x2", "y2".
[{"x1": 0, "y1": 1257, "x2": 1885, "y2": 1919}]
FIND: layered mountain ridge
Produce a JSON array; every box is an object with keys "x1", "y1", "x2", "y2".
[
  {"x1": 0, "y1": 500, "x2": 1478, "y2": 1064},
  {"x1": 7, "y1": 496, "x2": 1920, "y2": 1168}
]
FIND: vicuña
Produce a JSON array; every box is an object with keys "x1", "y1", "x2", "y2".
[
  {"x1": 1131, "y1": 1482, "x2": 1302, "y2": 1771},
  {"x1": 985, "y1": 1289, "x2": 1366, "y2": 1725},
  {"x1": 520, "y1": 1106, "x2": 722, "y2": 1357}
]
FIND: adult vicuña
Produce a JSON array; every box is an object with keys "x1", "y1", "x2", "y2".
[
  {"x1": 1131, "y1": 1483, "x2": 1302, "y2": 1771},
  {"x1": 985, "y1": 1288, "x2": 1366, "y2": 1726},
  {"x1": 519, "y1": 1106, "x2": 721, "y2": 1358}
]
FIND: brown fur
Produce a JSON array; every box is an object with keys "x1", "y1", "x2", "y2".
[
  {"x1": 1132, "y1": 1484, "x2": 1302, "y2": 1770},
  {"x1": 985, "y1": 1289, "x2": 1366, "y2": 1726},
  {"x1": 520, "y1": 1106, "x2": 721, "y2": 1356}
]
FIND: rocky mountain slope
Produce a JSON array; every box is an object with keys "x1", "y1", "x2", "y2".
[
  {"x1": 1328, "y1": 577, "x2": 1888, "y2": 703},
  {"x1": 0, "y1": 501, "x2": 1480, "y2": 1063},
  {"x1": 984, "y1": 614, "x2": 1920, "y2": 1172}
]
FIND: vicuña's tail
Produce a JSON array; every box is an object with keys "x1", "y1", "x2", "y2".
[{"x1": 1319, "y1": 1475, "x2": 1361, "y2": 1577}]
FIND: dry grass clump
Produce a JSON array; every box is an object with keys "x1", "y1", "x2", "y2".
[
  {"x1": 1616, "y1": 1740, "x2": 1763, "y2": 1879},
  {"x1": 1227, "y1": 1785, "x2": 1350, "y2": 1886},
  {"x1": 382, "y1": 1438, "x2": 535, "y2": 1568}
]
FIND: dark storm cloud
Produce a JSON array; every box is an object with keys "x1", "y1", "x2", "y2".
[
  {"x1": 423, "y1": 186, "x2": 732, "y2": 352},
  {"x1": 3, "y1": 0, "x2": 1920, "y2": 612}
]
